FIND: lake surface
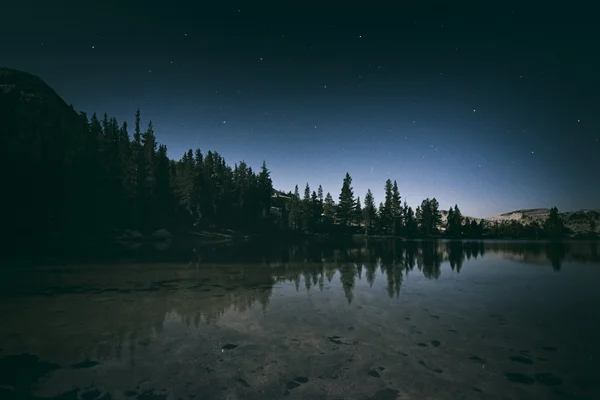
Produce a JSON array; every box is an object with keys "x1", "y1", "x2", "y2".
[{"x1": 1, "y1": 240, "x2": 599, "y2": 400}]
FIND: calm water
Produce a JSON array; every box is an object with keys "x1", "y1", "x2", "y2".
[{"x1": 1, "y1": 240, "x2": 599, "y2": 400}]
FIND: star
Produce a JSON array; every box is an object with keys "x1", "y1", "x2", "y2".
[
  {"x1": 148, "y1": 69, "x2": 152, "y2": 73},
  {"x1": 314, "y1": 125, "x2": 317, "y2": 129},
  {"x1": 358, "y1": 35, "x2": 362, "y2": 38},
  {"x1": 259, "y1": 57, "x2": 263, "y2": 61},
  {"x1": 531, "y1": 151, "x2": 535, "y2": 154},
  {"x1": 91, "y1": 45, "x2": 95, "y2": 49},
  {"x1": 412, "y1": 121, "x2": 415, "y2": 123},
  {"x1": 223, "y1": 120, "x2": 226, "y2": 124},
  {"x1": 473, "y1": 109, "x2": 476, "y2": 112},
  {"x1": 323, "y1": 85, "x2": 327, "y2": 89},
  {"x1": 577, "y1": 119, "x2": 581, "y2": 123},
  {"x1": 184, "y1": 33, "x2": 188, "y2": 37}
]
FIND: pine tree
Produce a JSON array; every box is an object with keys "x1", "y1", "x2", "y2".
[
  {"x1": 544, "y1": 207, "x2": 566, "y2": 238},
  {"x1": 354, "y1": 196, "x2": 363, "y2": 225},
  {"x1": 431, "y1": 199, "x2": 442, "y2": 234},
  {"x1": 363, "y1": 189, "x2": 377, "y2": 235},
  {"x1": 132, "y1": 110, "x2": 144, "y2": 227},
  {"x1": 416, "y1": 201, "x2": 427, "y2": 235},
  {"x1": 311, "y1": 190, "x2": 320, "y2": 231},
  {"x1": 402, "y1": 201, "x2": 409, "y2": 236},
  {"x1": 378, "y1": 202, "x2": 386, "y2": 233},
  {"x1": 337, "y1": 173, "x2": 355, "y2": 227},
  {"x1": 115, "y1": 121, "x2": 133, "y2": 227},
  {"x1": 453, "y1": 204, "x2": 463, "y2": 237},
  {"x1": 417, "y1": 198, "x2": 441, "y2": 236},
  {"x1": 391, "y1": 180, "x2": 402, "y2": 235},
  {"x1": 470, "y1": 219, "x2": 479, "y2": 237},
  {"x1": 446, "y1": 207, "x2": 455, "y2": 236},
  {"x1": 257, "y1": 161, "x2": 273, "y2": 222},
  {"x1": 155, "y1": 144, "x2": 172, "y2": 226},
  {"x1": 134, "y1": 109, "x2": 141, "y2": 144},
  {"x1": 317, "y1": 185, "x2": 323, "y2": 203},
  {"x1": 140, "y1": 121, "x2": 157, "y2": 229},
  {"x1": 382, "y1": 179, "x2": 394, "y2": 234},
  {"x1": 323, "y1": 192, "x2": 335, "y2": 217},
  {"x1": 177, "y1": 149, "x2": 196, "y2": 223},
  {"x1": 302, "y1": 183, "x2": 311, "y2": 232},
  {"x1": 405, "y1": 206, "x2": 417, "y2": 237},
  {"x1": 303, "y1": 183, "x2": 311, "y2": 202},
  {"x1": 590, "y1": 218, "x2": 597, "y2": 236},
  {"x1": 287, "y1": 185, "x2": 301, "y2": 230},
  {"x1": 323, "y1": 192, "x2": 335, "y2": 228},
  {"x1": 463, "y1": 216, "x2": 471, "y2": 237}
]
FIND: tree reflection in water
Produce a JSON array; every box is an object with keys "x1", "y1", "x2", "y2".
[{"x1": 0, "y1": 240, "x2": 598, "y2": 366}]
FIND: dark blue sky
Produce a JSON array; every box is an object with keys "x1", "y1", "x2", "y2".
[{"x1": 2, "y1": 1, "x2": 598, "y2": 217}]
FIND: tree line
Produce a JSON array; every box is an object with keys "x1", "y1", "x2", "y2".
[
  {"x1": 68, "y1": 110, "x2": 276, "y2": 235},
  {"x1": 6, "y1": 106, "x2": 596, "y2": 251},
  {"x1": 279, "y1": 175, "x2": 590, "y2": 240}
]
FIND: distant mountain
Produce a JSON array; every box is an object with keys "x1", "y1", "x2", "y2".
[
  {"x1": 488, "y1": 208, "x2": 599, "y2": 234},
  {"x1": 0, "y1": 67, "x2": 86, "y2": 163},
  {"x1": 439, "y1": 209, "x2": 484, "y2": 225},
  {"x1": 1, "y1": 67, "x2": 89, "y2": 247}
]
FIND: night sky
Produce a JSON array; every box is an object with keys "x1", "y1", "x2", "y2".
[{"x1": 2, "y1": 1, "x2": 598, "y2": 217}]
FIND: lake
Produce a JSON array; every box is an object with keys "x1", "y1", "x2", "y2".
[{"x1": 1, "y1": 240, "x2": 599, "y2": 399}]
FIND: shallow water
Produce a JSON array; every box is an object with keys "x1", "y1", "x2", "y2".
[{"x1": 1, "y1": 240, "x2": 599, "y2": 399}]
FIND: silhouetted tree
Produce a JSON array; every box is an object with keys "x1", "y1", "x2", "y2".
[
  {"x1": 310, "y1": 190, "x2": 321, "y2": 231},
  {"x1": 446, "y1": 207, "x2": 455, "y2": 237},
  {"x1": 302, "y1": 183, "x2": 311, "y2": 232},
  {"x1": 544, "y1": 207, "x2": 566, "y2": 239},
  {"x1": 287, "y1": 185, "x2": 301, "y2": 230},
  {"x1": 417, "y1": 198, "x2": 442, "y2": 236},
  {"x1": 363, "y1": 189, "x2": 377, "y2": 235},
  {"x1": 354, "y1": 196, "x2": 363, "y2": 225},
  {"x1": 391, "y1": 180, "x2": 402, "y2": 235},
  {"x1": 323, "y1": 192, "x2": 335, "y2": 228},
  {"x1": 381, "y1": 179, "x2": 394, "y2": 234},
  {"x1": 405, "y1": 206, "x2": 418, "y2": 237},
  {"x1": 337, "y1": 173, "x2": 355, "y2": 227}
]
